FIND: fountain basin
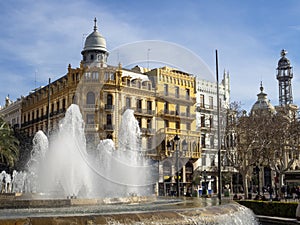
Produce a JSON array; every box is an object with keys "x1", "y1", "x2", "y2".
[
  {"x1": 0, "y1": 194, "x2": 156, "y2": 209},
  {"x1": 0, "y1": 197, "x2": 259, "y2": 224}
]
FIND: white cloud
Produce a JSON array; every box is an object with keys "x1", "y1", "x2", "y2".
[
  {"x1": 0, "y1": 0, "x2": 300, "y2": 111},
  {"x1": 0, "y1": 0, "x2": 144, "y2": 104}
]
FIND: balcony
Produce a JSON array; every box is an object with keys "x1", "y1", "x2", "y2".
[
  {"x1": 134, "y1": 108, "x2": 155, "y2": 117},
  {"x1": 105, "y1": 104, "x2": 114, "y2": 111},
  {"x1": 180, "y1": 112, "x2": 196, "y2": 120},
  {"x1": 85, "y1": 124, "x2": 99, "y2": 131},
  {"x1": 141, "y1": 128, "x2": 155, "y2": 136},
  {"x1": 145, "y1": 109, "x2": 155, "y2": 116},
  {"x1": 156, "y1": 91, "x2": 196, "y2": 105},
  {"x1": 196, "y1": 103, "x2": 216, "y2": 113},
  {"x1": 84, "y1": 104, "x2": 97, "y2": 111},
  {"x1": 104, "y1": 124, "x2": 114, "y2": 131},
  {"x1": 158, "y1": 110, "x2": 195, "y2": 120},
  {"x1": 158, "y1": 109, "x2": 176, "y2": 118},
  {"x1": 135, "y1": 108, "x2": 143, "y2": 114}
]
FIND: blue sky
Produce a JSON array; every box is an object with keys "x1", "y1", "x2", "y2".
[{"x1": 1, "y1": 0, "x2": 300, "y2": 112}]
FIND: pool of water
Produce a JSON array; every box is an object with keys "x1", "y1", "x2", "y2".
[
  {"x1": 0, "y1": 197, "x2": 220, "y2": 219},
  {"x1": 0, "y1": 197, "x2": 259, "y2": 225}
]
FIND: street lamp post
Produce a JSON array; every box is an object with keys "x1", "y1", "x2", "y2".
[
  {"x1": 174, "y1": 134, "x2": 180, "y2": 197},
  {"x1": 255, "y1": 165, "x2": 260, "y2": 196},
  {"x1": 165, "y1": 141, "x2": 172, "y2": 196},
  {"x1": 203, "y1": 170, "x2": 207, "y2": 196}
]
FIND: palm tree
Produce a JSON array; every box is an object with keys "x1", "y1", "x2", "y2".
[{"x1": 0, "y1": 117, "x2": 19, "y2": 169}]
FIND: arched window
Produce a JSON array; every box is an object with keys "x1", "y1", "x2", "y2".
[
  {"x1": 87, "y1": 92, "x2": 95, "y2": 104},
  {"x1": 107, "y1": 94, "x2": 113, "y2": 105}
]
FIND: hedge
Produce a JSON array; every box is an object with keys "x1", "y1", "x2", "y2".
[{"x1": 237, "y1": 200, "x2": 298, "y2": 218}]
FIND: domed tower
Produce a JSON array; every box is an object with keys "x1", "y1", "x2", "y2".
[
  {"x1": 276, "y1": 49, "x2": 293, "y2": 106},
  {"x1": 81, "y1": 18, "x2": 109, "y2": 68},
  {"x1": 250, "y1": 82, "x2": 275, "y2": 116}
]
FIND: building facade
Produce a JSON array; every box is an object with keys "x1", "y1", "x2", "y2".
[
  {"x1": 195, "y1": 72, "x2": 230, "y2": 194},
  {"x1": 0, "y1": 96, "x2": 22, "y2": 129},
  {"x1": 0, "y1": 18, "x2": 204, "y2": 196},
  {"x1": 146, "y1": 66, "x2": 201, "y2": 196}
]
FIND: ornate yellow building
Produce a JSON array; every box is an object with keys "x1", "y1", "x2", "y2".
[{"x1": 19, "y1": 18, "x2": 201, "y2": 196}]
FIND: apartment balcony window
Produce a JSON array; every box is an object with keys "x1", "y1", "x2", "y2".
[
  {"x1": 147, "y1": 101, "x2": 152, "y2": 114},
  {"x1": 126, "y1": 97, "x2": 131, "y2": 109},
  {"x1": 201, "y1": 134, "x2": 206, "y2": 148},
  {"x1": 86, "y1": 114, "x2": 95, "y2": 124},
  {"x1": 186, "y1": 89, "x2": 190, "y2": 100},
  {"x1": 105, "y1": 104, "x2": 114, "y2": 110},
  {"x1": 186, "y1": 122, "x2": 191, "y2": 130},
  {"x1": 105, "y1": 94, "x2": 114, "y2": 110},
  {"x1": 175, "y1": 86, "x2": 179, "y2": 98},
  {"x1": 62, "y1": 99, "x2": 66, "y2": 111},
  {"x1": 176, "y1": 121, "x2": 180, "y2": 129},
  {"x1": 104, "y1": 124, "x2": 114, "y2": 130},
  {"x1": 202, "y1": 155, "x2": 206, "y2": 166},
  {"x1": 92, "y1": 72, "x2": 99, "y2": 80},
  {"x1": 176, "y1": 104, "x2": 180, "y2": 115},
  {"x1": 200, "y1": 94, "x2": 204, "y2": 108},
  {"x1": 137, "y1": 99, "x2": 142, "y2": 113},
  {"x1": 164, "y1": 84, "x2": 168, "y2": 96},
  {"x1": 147, "y1": 119, "x2": 152, "y2": 129},
  {"x1": 201, "y1": 115, "x2": 205, "y2": 127},
  {"x1": 104, "y1": 72, "x2": 109, "y2": 81},
  {"x1": 110, "y1": 72, "x2": 115, "y2": 80},
  {"x1": 87, "y1": 92, "x2": 95, "y2": 105},
  {"x1": 209, "y1": 116, "x2": 213, "y2": 128},
  {"x1": 105, "y1": 114, "x2": 113, "y2": 130},
  {"x1": 164, "y1": 120, "x2": 169, "y2": 128},
  {"x1": 84, "y1": 72, "x2": 91, "y2": 80},
  {"x1": 56, "y1": 101, "x2": 60, "y2": 112},
  {"x1": 210, "y1": 136, "x2": 215, "y2": 148},
  {"x1": 164, "y1": 102, "x2": 169, "y2": 114},
  {"x1": 186, "y1": 106, "x2": 190, "y2": 117},
  {"x1": 209, "y1": 96, "x2": 213, "y2": 109}
]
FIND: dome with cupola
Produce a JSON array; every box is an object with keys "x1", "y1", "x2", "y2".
[
  {"x1": 82, "y1": 18, "x2": 107, "y2": 53},
  {"x1": 81, "y1": 18, "x2": 109, "y2": 67},
  {"x1": 250, "y1": 82, "x2": 275, "y2": 115}
]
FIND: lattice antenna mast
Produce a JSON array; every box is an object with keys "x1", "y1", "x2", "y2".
[{"x1": 276, "y1": 49, "x2": 293, "y2": 105}]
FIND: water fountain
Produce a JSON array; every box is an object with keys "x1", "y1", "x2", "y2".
[
  {"x1": 0, "y1": 104, "x2": 259, "y2": 224},
  {"x1": 5, "y1": 104, "x2": 156, "y2": 198}
]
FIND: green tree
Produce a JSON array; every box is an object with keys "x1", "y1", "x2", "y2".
[{"x1": 0, "y1": 117, "x2": 19, "y2": 169}]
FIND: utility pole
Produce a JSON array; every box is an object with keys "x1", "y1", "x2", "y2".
[
  {"x1": 216, "y1": 50, "x2": 222, "y2": 203},
  {"x1": 174, "y1": 134, "x2": 180, "y2": 197}
]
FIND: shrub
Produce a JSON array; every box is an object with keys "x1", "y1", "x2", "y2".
[{"x1": 237, "y1": 200, "x2": 298, "y2": 218}]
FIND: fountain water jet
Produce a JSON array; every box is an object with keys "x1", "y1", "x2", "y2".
[{"x1": 10, "y1": 104, "x2": 156, "y2": 198}]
